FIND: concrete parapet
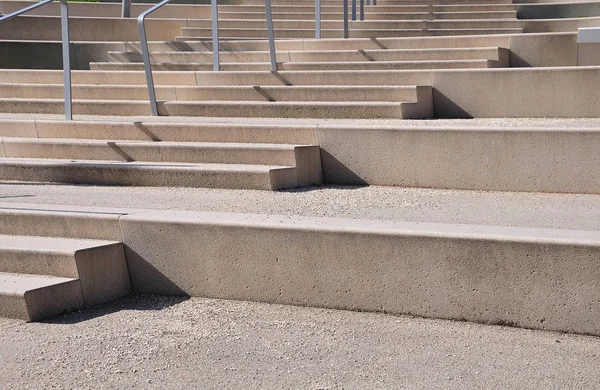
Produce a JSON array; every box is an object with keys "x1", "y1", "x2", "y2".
[
  {"x1": 431, "y1": 66, "x2": 600, "y2": 118},
  {"x1": 317, "y1": 126, "x2": 600, "y2": 193},
  {"x1": 119, "y1": 210, "x2": 600, "y2": 336}
]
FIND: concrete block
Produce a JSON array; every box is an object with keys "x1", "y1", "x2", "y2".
[
  {"x1": 509, "y1": 32, "x2": 578, "y2": 67},
  {"x1": 0, "y1": 273, "x2": 84, "y2": 321},
  {"x1": 317, "y1": 126, "x2": 600, "y2": 193},
  {"x1": 432, "y1": 67, "x2": 600, "y2": 118},
  {"x1": 118, "y1": 210, "x2": 600, "y2": 335}
]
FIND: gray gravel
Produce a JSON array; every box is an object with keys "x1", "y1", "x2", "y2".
[
  {"x1": 1, "y1": 295, "x2": 599, "y2": 389},
  {"x1": 1, "y1": 183, "x2": 599, "y2": 231},
  {"x1": 4, "y1": 113, "x2": 600, "y2": 128}
]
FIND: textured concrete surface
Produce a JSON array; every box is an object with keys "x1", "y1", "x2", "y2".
[
  {"x1": 1, "y1": 295, "x2": 599, "y2": 389},
  {"x1": 0, "y1": 183, "x2": 598, "y2": 231}
]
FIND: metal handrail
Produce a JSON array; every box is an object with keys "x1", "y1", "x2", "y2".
[
  {"x1": 0, "y1": 0, "x2": 72, "y2": 120},
  {"x1": 139, "y1": 0, "x2": 277, "y2": 116}
]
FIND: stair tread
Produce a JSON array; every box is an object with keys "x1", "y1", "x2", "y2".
[
  {"x1": 0, "y1": 158, "x2": 294, "y2": 171},
  {"x1": 0, "y1": 272, "x2": 78, "y2": 295},
  {"x1": 2, "y1": 138, "x2": 312, "y2": 149},
  {"x1": 0, "y1": 235, "x2": 119, "y2": 253}
]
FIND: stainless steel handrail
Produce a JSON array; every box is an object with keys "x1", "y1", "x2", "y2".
[
  {"x1": 0, "y1": 0, "x2": 72, "y2": 120},
  {"x1": 137, "y1": 0, "x2": 171, "y2": 116},
  {"x1": 139, "y1": 0, "x2": 277, "y2": 116}
]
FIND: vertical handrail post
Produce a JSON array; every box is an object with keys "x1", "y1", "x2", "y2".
[
  {"x1": 60, "y1": 0, "x2": 72, "y2": 120},
  {"x1": 212, "y1": 0, "x2": 220, "y2": 71},
  {"x1": 343, "y1": 0, "x2": 348, "y2": 38},
  {"x1": 121, "y1": 0, "x2": 131, "y2": 18},
  {"x1": 360, "y1": 0, "x2": 364, "y2": 20},
  {"x1": 265, "y1": 0, "x2": 277, "y2": 71},
  {"x1": 351, "y1": 0, "x2": 356, "y2": 21},
  {"x1": 315, "y1": 0, "x2": 321, "y2": 39}
]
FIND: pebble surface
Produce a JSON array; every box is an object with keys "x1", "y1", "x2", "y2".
[{"x1": 1, "y1": 295, "x2": 600, "y2": 389}]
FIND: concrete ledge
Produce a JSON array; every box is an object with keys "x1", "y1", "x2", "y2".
[
  {"x1": 1, "y1": 202, "x2": 599, "y2": 335},
  {"x1": 432, "y1": 67, "x2": 600, "y2": 118},
  {"x1": 119, "y1": 210, "x2": 600, "y2": 336},
  {"x1": 317, "y1": 126, "x2": 600, "y2": 193}
]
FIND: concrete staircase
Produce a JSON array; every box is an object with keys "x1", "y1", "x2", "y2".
[
  {"x1": 0, "y1": 119, "x2": 323, "y2": 189},
  {"x1": 178, "y1": 0, "x2": 522, "y2": 39},
  {"x1": 0, "y1": 235, "x2": 131, "y2": 321}
]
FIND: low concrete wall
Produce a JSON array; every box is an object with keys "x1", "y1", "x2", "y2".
[
  {"x1": 508, "y1": 32, "x2": 578, "y2": 66},
  {"x1": 518, "y1": 1, "x2": 600, "y2": 19},
  {"x1": 431, "y1": 67, "x2": 600, "y2": 118},
  {"x1": 119, "y1": 209, "x2": 600, "y2": 336},
  {"x1": 318, "y1": 126, "x2": 600, "y2": 193}
]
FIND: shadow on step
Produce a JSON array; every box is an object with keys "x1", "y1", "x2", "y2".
[{"x1": 41, "y1": 294, "x2": 190, "y2": 325}]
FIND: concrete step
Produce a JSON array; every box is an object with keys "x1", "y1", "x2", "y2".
[
  {"x1": 0, "y1": 84, "x2": 422, "y2": 102},
  {"x1": 0, "y1": 235, "x2": 131, "y2": 321},
  {"x1": 217, "y1": 4, "x2": 516, "y2": 13},
  {"x1": 93, "y1": 59, "x2": 502, "y2": 71},
  {"x1": 0, "y1": 138, "x2": 322, "y2": 167},
  {"x1": 0, "y1": 119, "x2": 319, "y2": 145},
  {"x1": 0, "y1": 158, "x2": 311, "y2": 190},
  {"x1": 177, "y1": 28, "x2": 523, "y2": 39},
  {"x1": 0, "y1": 99, "x2": 424, "y2": 119},
  {"x1": 0, "y1": 69, "x2": 433, "y2": 86},
  {"x1": 141, "y1": 35, "x2": 510, "y2": 52},
  {"x1": 186, "y1": 18, "x2": 520, "y2": 29},
  {"x1": 216, "y1": 10, "x2": 517, "y2": 20},
  {"x1": 108, "y1": 47, "x2": 507, "y2": 64},
  {"x1": 0, "y1": 272, "x2": 83, "y2": 321}
]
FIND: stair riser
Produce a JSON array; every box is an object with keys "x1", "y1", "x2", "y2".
[
  {"x1": 0, "y1": 251, "x2": 78, "y2": 278},
  {"x1": 216, "y1": 5, "x2": 515, "y2": 12},
  {"x1": 110, "y1": 48, "x2": 502, "y2": 63},
  {"x1": 4, "y1": 83, "x2": 419, "y2": 103},
  {"x1": 0, "y1": 279, "x2": 84, "y2": 322},
  {"x1": 92, "y1": 60, "x2": 495, "y2": 71},
  {"x1": 215, "y1": 11, "x2": 516, "y2": 20},
  {"x1": 0, "y1": 163, "x2": 296, "y2": 190},
  {"x1": 179, "y1": 28, "x2": 522, "y2": 39},
  {"x1": 186, "y1": 19, "x2": 520, "y2": 29},
  {"x1": 2, "y1": 141, "x2": 303, "y2": 166},
  {"x1": 4, "y1": 85, "x2": 419, "y2": 102},
  {"x1": 159, "y1": 102, "x2": 410, "y2": 119},
  {"x1": 0, "y1": 120, "x2": 319, "y2": 144},
  {"x1": 0, "y1": 100, "x2": 411, "y2": 119}
]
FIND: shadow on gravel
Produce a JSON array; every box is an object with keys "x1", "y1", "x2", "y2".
[
  {"x1": 42, "y1": 294, "x2": 190, "y2": 325},
  {"x1": 278, "y1": 184, "x2": 368, "y2": 194}
]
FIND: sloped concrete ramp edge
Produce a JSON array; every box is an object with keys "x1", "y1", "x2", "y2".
[{"x1": 118, "y1": 210, "x2": 600, "y2": 336}]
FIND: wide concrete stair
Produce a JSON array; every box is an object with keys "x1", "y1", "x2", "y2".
[
  {"x1": 0, "y1": 68, "x2": 434, "y2": 119},
  {"x1": 0, "y1": 119, "x2": 323, "y2": 190},
  {"x1": 98, "y1": 46, "x2": 509, "y2": 71},
  {"x1": 177, "y1": 0, "x2": 522, "y2": 40},
  {"x1": 0, "y1": 235, "x2": 131, "y2": 321}
]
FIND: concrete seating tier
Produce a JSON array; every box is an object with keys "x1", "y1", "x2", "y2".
[
  {"x1": 0, "y1": 235, "x2": 131, "y2": 321},
  {"x1": 0, "y1": 119, "x2": 323, "y2": 189}
]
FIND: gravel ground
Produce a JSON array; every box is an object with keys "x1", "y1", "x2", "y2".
[
  {"x1": 1, "y1": 183, "x2": 599, "y2": 231},
  {"x1": 1, "y1": 295, "x2": 599, "y2": 389},
  {"x1": 4, "y1": 113, "x2": 600, "y2": 128}
]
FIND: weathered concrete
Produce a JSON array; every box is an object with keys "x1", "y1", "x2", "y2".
[{"x1": 119, "y1": 210, "x2": 600, "y2": 335}]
